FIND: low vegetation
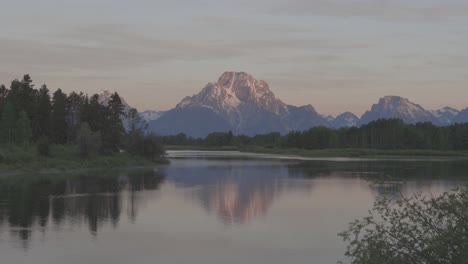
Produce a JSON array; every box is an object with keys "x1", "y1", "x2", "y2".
[
  {"x1": 340, "y1": 189, "x2": 468, "y2": 264},
  {"x1": 163, "y1": 119, "x2": 468, "y2": 157}
]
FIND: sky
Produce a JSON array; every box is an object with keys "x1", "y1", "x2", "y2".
[{"x1": 1, "y1": 0, "x2": 467, "y2": 116}]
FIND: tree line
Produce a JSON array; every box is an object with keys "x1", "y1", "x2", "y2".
[
  {"x1": 162, "y1": 119, "x2": 468, "y2": 151},
  {"x1": 0, "y1": 75, "x2": 164, "y2": 160}
]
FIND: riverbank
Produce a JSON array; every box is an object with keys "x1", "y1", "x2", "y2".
[
  {"x1": 166, "y1": 145, "x2": 468, "y2": 159},
  {"x1": 0, "y1": 144, "x2": 168, "y2": 174}
]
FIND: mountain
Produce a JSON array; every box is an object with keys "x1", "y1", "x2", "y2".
[
  {"x1": 321, "y1": 114, "x2": 335, "y2": 123},
  {"x1": 139, "y1": 110, "x2": 165, "y2": 123},
  {"x1": 429, "y1": 107, "x2": 460, "y2": 126},
  {"x1": 331, "y1": 112, "x2": 359, "y2": 128},
  {"x1": 98, "y1": 90, "x2": 132, "y2": 111},
  {"x1": 359, "y1": 96, "x2": 439, "y2": 126},
  {"x1": 452, "y1": 107, "x2": 468, "y2": 124},
  {"x1": 148, "y1": 72, "x2": 327, "y2": 137}
]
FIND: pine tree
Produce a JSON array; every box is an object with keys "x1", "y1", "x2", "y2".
[
  {"x1": 7, "y1": 75, "x2": 36, "y2": 118},
  {"x1": 104, "y1": 92, "x2": 125, "y2": 152},
  {"x1": 66, "y1": 92, "x2": 84, "y2": 143},
  {"x1": 50, "y1": 89, "x2": 68, "y2": 144},
  {"x1": 0, "y1": 100, "x2": 16, "y2": 144},
  {"x1": 34, "y1": 84, "x2": 51, "y2": 139},
  {"x1": 15, "y1": 111, "x2": 32, "y2": 147}
]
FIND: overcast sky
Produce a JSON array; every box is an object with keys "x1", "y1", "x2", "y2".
[{"x1": 1, "y1": 0, "x2": 467, "y2": 116}]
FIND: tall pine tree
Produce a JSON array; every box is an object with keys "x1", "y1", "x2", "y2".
[
  {"x1": 50, "y1": 89, "x2": 68, "y2": 144},
  {"x1": 103, "y1": 92, "x2": 125, "y2": 152},
  {"x1": 0, "y1": 100, "x2": 16, "y2": 144},
  {"x1": 34, "y1": 84, "x2": 51, "y2": 139},
  {"x1": 15, "y1": 111, "x2": 32, "y2": 147}
]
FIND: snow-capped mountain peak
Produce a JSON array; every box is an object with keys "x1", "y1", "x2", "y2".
[
  {"x1": 331, "y1": 112, "x2": 359, "y2": 128},
  {"x1": 140, "y1": 110, "x2": 165, "y2": 122},
  {"x1": 430, "y1": 107, "x2": 460, "y2": 125},
  {"x1": 321, "y1": 114, "x2": 335, "y2": 123},
  {"x1": 97, "y1": 90, "x2": 131, "y2": 111},
  {"x1": 151, "y1": 71, "x2": 327, "y2": 136},
  {"x1": 359, "y1": 96, "x2": 439, "y2": 125},
  {"x1": 177, "y1": 71, "x2": 287, "y2": 116}
]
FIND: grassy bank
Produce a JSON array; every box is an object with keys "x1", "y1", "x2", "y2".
[
  {"x1": 166, "y1": 145, "x2": 468, "y2": 158},
  {"x1": 0, "y1": 144, "x2": 168, "y2": 174}
]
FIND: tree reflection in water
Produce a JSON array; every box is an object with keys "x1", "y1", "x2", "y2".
[{"x1": 0, "y1": 169, "x2": 165, "y2": 248}]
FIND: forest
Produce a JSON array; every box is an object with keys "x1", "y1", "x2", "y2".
[
  {"x1": 0, "y1": 75, "x2": 164, "y2": 165},
  {"x1": 162, "y1": 119, "x2": 468, "y2": 151}
]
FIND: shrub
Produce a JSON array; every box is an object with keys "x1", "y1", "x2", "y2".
[
  {"x1": 37, "y1": 137, "x2": 51, "y2": 157},
  {"x1": 340, "y1": 189, "x2": 468, "y2": 264},
  {"x1": 76, "y1": 123, "x2": 102, "y2": 158}
]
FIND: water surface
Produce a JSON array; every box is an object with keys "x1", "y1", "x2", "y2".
[{"x1": 1, "y1": 151, "x2": 467, "y2": 263}]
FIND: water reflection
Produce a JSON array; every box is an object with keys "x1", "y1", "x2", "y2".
[
  {"x1": 0, "y1": 169, "x2": 165, "y2": 248},
  {"x1": 167, "y1": 158, "x2": 468, "y2": 225},
  {"x1": 288, "y1": 159, "x2": 468, "y2": 198},
  {"x1": 1, "y1": 156, "x2": 468, "y2": 258},
  {"x1": 166, "y1": 160, "x2": 295, "y2": 224}
]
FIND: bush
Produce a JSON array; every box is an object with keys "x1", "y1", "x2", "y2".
[
  {"x1": 37, "y1": 137, "x2": 51, "y2": 157},
  {"x1": 340, "y1": 189, "x2": 468, "y2": 264},
  {"x1": 76, "y1": 123, "x2": 102, "y2": 158},
  {"x1": 143, "y1": 134, "x2": 165, "y2": 161}
]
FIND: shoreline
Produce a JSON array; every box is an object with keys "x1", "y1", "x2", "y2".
[
  {"x1": 0, "y1": 144, "x2": 169, "y2": 176},
  {"x1": 166, "y1": 145, "x2": 468, "y2": 159}
]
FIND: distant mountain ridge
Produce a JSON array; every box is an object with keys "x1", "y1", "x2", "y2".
[
  {"x1": 149, "y1": 72, "x2": 327, "y2": 137},
  {"x1": 359, "y1": 96, "x2": 440, "y2": 126},
  {"x1": 98, "y1": 73, "x2": 466, "y2": 137}
]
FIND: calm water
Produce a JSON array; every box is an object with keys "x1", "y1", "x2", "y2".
[{"x1": 1, "y1": 151, "x2": 468, "y2": 264}]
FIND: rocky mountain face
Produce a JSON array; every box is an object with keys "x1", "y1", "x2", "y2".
[
  {"x1": 98, "y1": 91, "x2": 167, "y2": 126},
  {"x1": 98, "y1": 90, "x2": 132, "y2": 111},
  {"x1": 430, "y1": 107, "x2": 460, "y2": 125},
  {"x1": 331, "y1": 112, "x2": 359, "y2": 128},
  {"x1": 139, "y1": 110, "x2": 165, "y2": 123},
  {"x1": 359, "y1": 96, "x2": 440, "y2": 126},
  {"x1": 452, "y1": 108, "x2": 468, "y2": 124},
  {"x1": 100, "y1": 78, "x2": 466, "y2": 137},
  {"x1": 148, "y1": 72, "x2": 327, "y2": 137}
]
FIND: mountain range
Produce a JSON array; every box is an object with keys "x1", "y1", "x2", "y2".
[{"x1": 97, "y1": 72, "x2": 467, "y2": 137}]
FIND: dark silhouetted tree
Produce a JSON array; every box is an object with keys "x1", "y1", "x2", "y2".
[{"x1": 50, "y1": 89, "x2": 68, "y2": 144}]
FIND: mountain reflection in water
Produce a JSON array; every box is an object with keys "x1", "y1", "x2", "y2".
[{"x1": 1, "y1": 156, "x2": 467, "y2": 251}]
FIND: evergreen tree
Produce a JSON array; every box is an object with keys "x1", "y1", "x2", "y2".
[
  {"x1": 50, "y1": 89, "x2": 68, "y2": 144},
  {"x1": 66, "y1": 92, "x2": 84, "y2": 143},
  {"x1": 76, "y1": 122, "x2": 102, "y2": 158},
  {"x1": 104, "y1": 92, "x2": 125, "y2": 152},
  {"x1": 0, "y1": 84, "x2": 7, "y2": 113},
  {"x1": 34, "y1": 84, "x2": 51, "y2": 139},
  {"x1": 7, "y1": 75, "x2": 36, "y2": 118},
  {"x1": 0, "y1": 100, "x2": 16, "y2": 144},
  {"x1": 15, "y1": 111, "x2": 32, "y2": 147},
  {"x1": 126, "y1": 108, "x2": 147, "y2": 134}
]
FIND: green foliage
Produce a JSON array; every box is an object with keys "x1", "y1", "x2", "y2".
[
  {"x1": 102, "y1": 92, "x2": 125, "y2": 152},
  {"x1": 15, "y1": 111, "x2": 32, "y2": 147},
  {"x1": 33, "y1": 84, "x2": 51, "y2": 139},
  {"x1": 205, "y1": 131, "x2": 233, "y2": 146},
  {"x1": 76, "y1": 123, "x2": 102, "y2": 158},
  {"x1": 162, "y1": 119, "x2": 468, "y2": 152},
  {"x1": 126, "y1": 129, "x2": 146, "y2": 155},
  {"x1": 0, "y1": 100, "x2": 16, "y2": 144},
  {"x1": 51, "y1": 89, "x2": 68, "y2": 144},
  {"x1": 0, "y1": 75, "x2": 171, "y2": 170},
  {"x1": 36, "y1": 136, "x2": 51, "y2": 157},
  {"x1": 340, "y1": 189, "x2": 468, "y2": 264},
  {"x1": 143, "y1": 134, "x2": 165, "y2": 161}
]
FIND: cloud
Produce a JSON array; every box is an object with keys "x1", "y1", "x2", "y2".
[{"x1": 243, "y1": 0, "x2": 468, "y2": 22}]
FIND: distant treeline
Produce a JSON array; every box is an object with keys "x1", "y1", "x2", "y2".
[
  {"x1": 0, "y1": 75, "x2": 164, "y2": 160},
  {"x1": 162, "y1": 119, "x2": 468, "y2": 151}
]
